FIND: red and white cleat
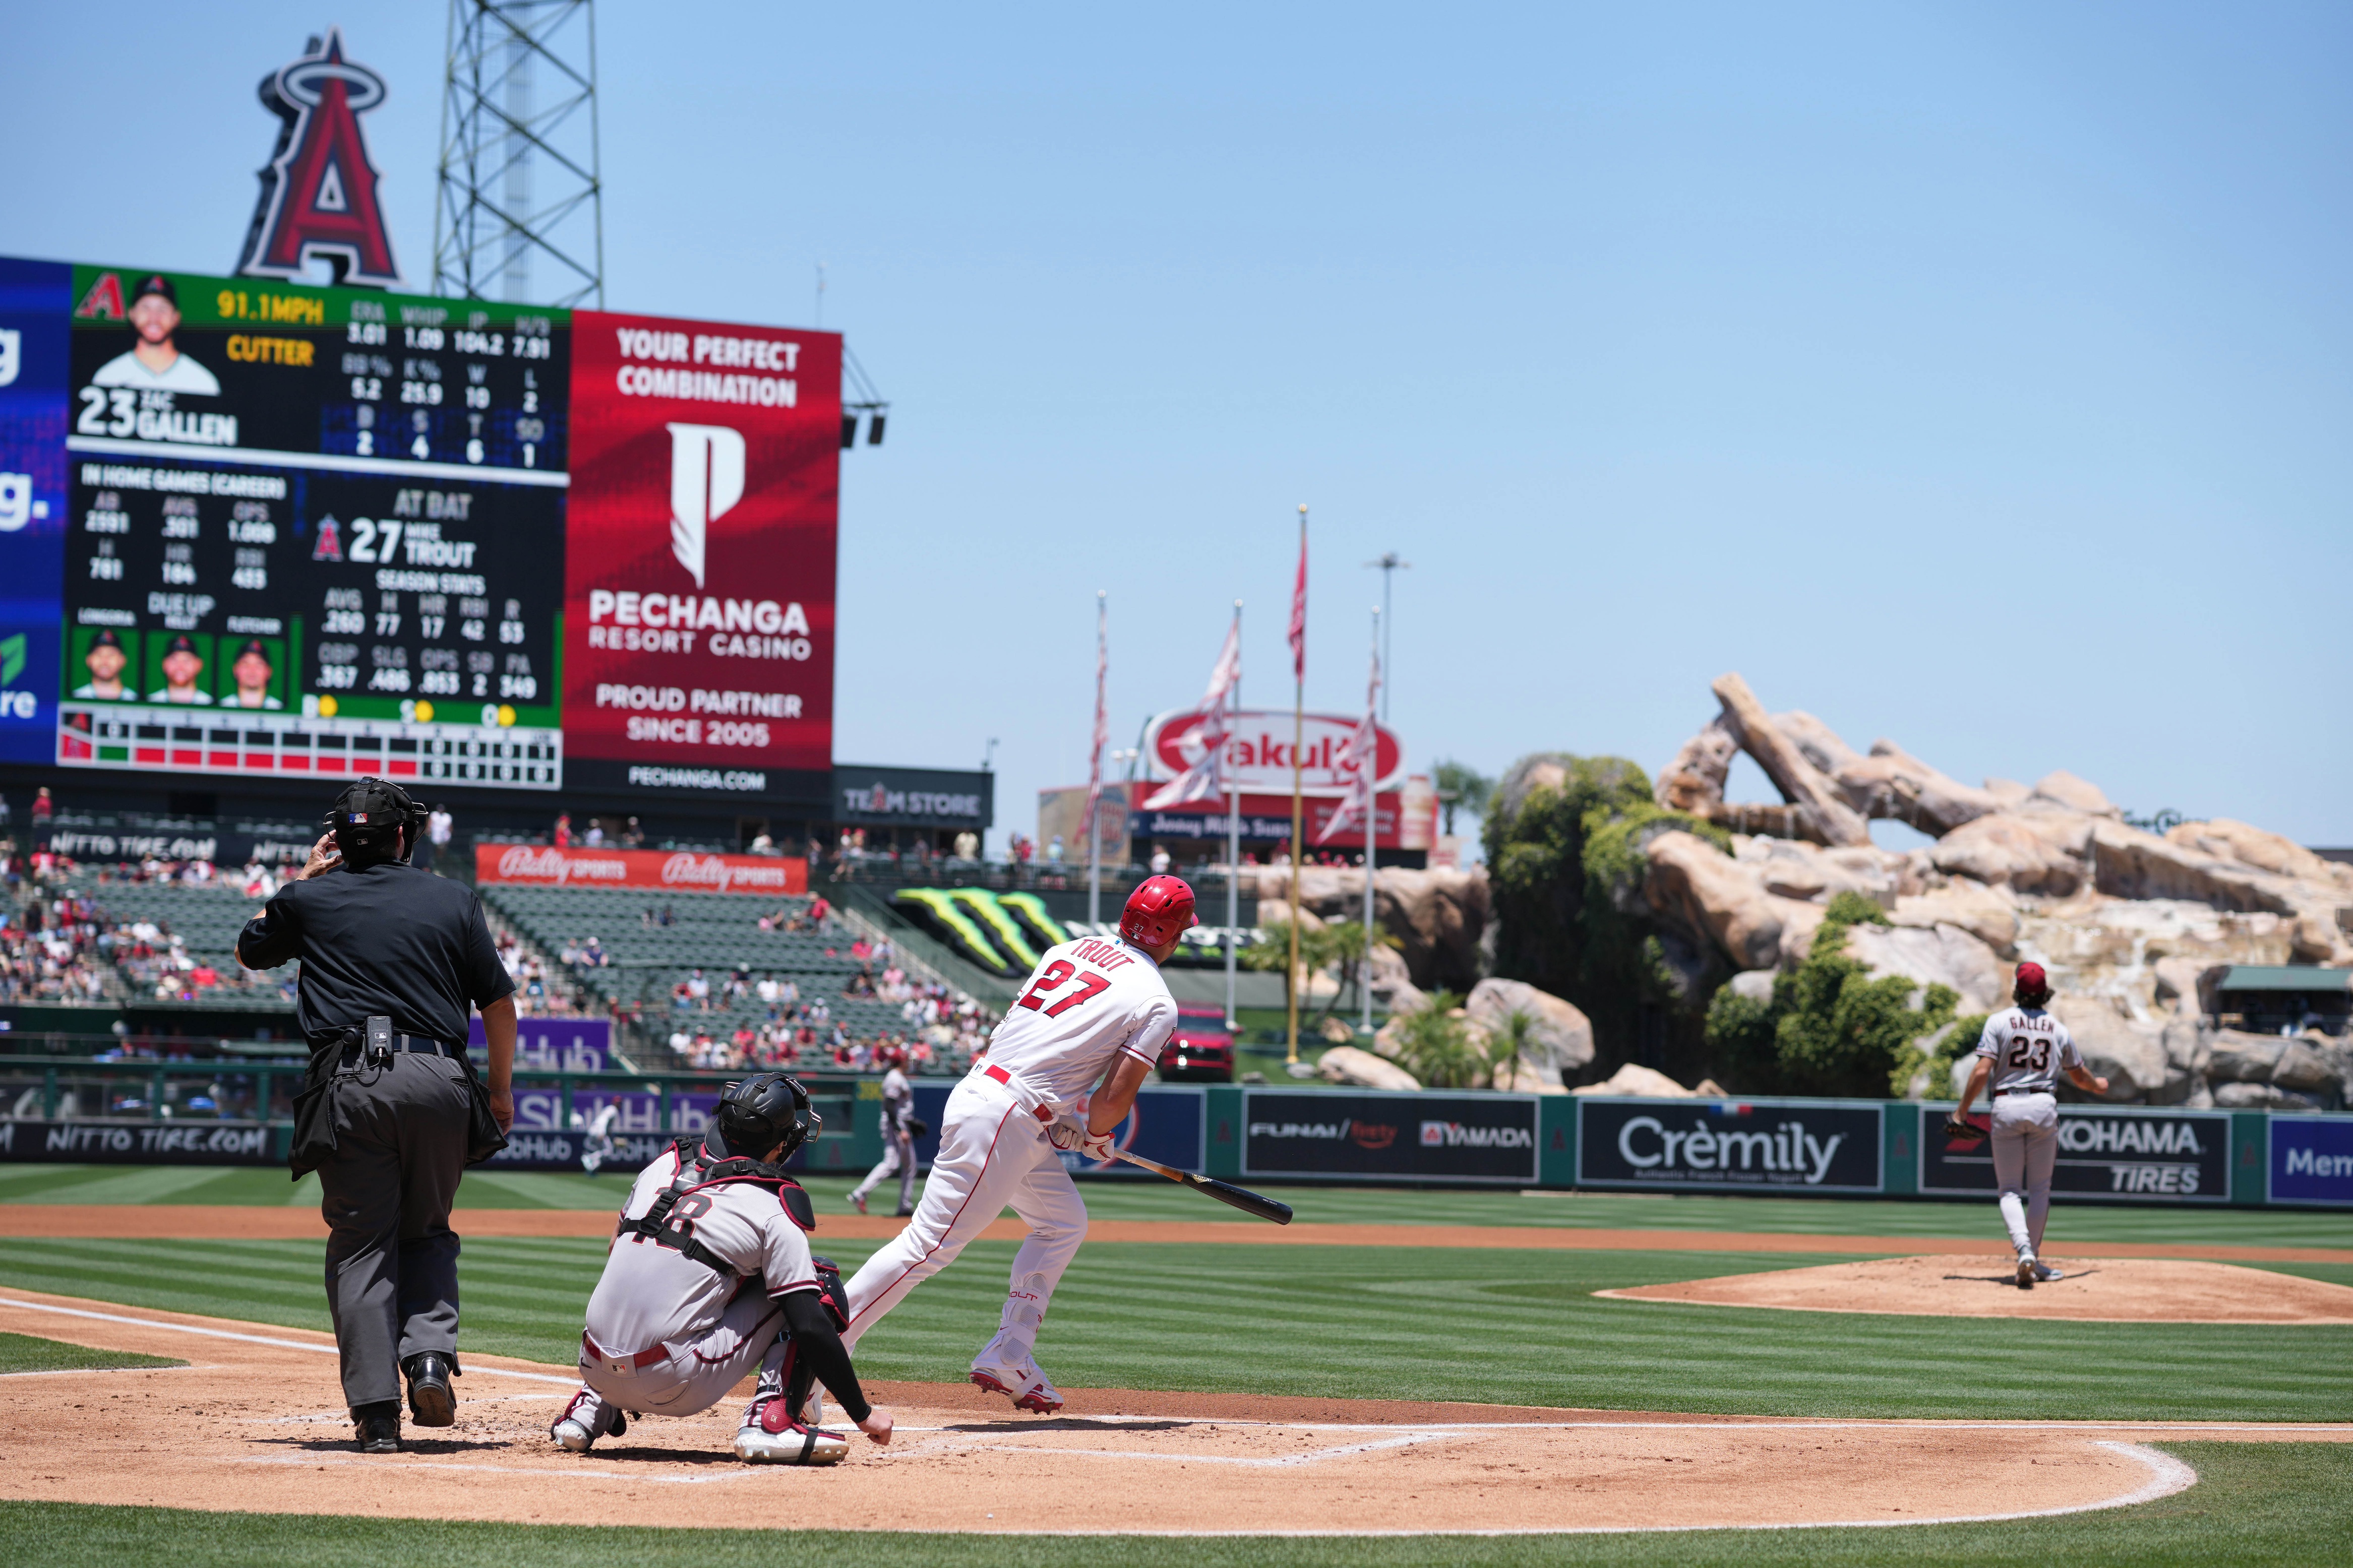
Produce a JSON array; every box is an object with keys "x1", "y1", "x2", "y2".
[{"x1": 970, "y1": 1337, "x2": 1063, "y2": 1414}]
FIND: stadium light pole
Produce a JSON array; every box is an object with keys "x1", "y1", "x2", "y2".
[{"x1": 1363, "y1": 552, "x2": 1409, "y2": 723}]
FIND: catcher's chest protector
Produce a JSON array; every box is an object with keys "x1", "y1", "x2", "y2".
[{"x1": 616, "y1": 1137, "x2": 816, "y2": 1276}]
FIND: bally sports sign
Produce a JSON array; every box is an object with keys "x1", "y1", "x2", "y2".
[{"x1": 474, "y1": 842, "x2": 808, "y2": 896}]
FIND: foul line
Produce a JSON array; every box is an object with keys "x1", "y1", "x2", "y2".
[
  {"x1": 898, "y1": 1430, "x2": 1463, "y2": 1469},
  {"x1": 0, "y1": 1296, "x2": 574, "y2": 1385},
  {"x1": 225, "y1": 1454, "x2": 770, "y2": 1486}
]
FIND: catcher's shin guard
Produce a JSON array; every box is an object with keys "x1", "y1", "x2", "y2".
[{"x1": 735, "y1": 1398, "x2": 850, "y2": 1464}]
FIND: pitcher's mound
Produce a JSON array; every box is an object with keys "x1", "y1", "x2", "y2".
[{"x1": 1598, "y1": 1255, "x2": 2353, "y2": 1325}]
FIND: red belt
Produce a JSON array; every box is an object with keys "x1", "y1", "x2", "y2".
[
  {"x1": 981, "y1": 1062, "x2": 1056, "y2": 1122},
  {"x1": 582, "y1": 1330, "x2": 668, "y2": 1370}
]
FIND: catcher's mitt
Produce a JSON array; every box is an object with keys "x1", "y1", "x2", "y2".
[
  {"x1": 1943, "y1": 1111, "x2": 1992, "y2": 1145},
  {"x1": 905, "y1": 1117, "x2": 930, "y2": 1139}
]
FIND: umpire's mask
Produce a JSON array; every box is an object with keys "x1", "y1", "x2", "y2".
[{"x1": 325, "y1": 777, "x2": 428, "y2": 869}]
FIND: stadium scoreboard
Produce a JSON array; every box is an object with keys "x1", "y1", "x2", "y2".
[{"x1": 0, "y1": 255, "x2": 840, "y2": 800}]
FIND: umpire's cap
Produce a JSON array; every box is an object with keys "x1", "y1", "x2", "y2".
[
  {"x1": 325, "y1": 776, "x2": 428, "y2": 865},
  {"x1": 717, "y1": 1073, "x2": 819, "y2": 1161}
]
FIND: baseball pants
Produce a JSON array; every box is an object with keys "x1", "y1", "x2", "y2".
[
  {"x1": 316, "y1": 1051, "x2": 471, "y2": 1410},
  {"x1": 1990, "y1": 1092, "x2": 2059, "y2": 1255},
  {"x1": 838, "y1": 1074, "x2": 1086, "y2": 1356},
  {"x1": 850, "y1": 1128, "x2": 917, "y2": 1212},
  {"x1": 570, "y1": 1282, "x2": 787, "y2": 1428}
]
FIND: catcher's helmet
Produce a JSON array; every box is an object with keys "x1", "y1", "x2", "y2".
[
  {"x1": 1119, "y1": 874, "x2": 1196, "y2": 950},
  {"x1": 2013, "y1": 961, "x2": 2052, "y2": 1008},
  {"x1": 717, "y1": 1073, "x2": 819, "y2": 1160},
  {"x1": 324, "y1": 776, "x2": 428, "y2": 867}
]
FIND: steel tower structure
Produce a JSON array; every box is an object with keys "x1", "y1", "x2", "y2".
[{"x1": 432, "y1": 0, "x2": 604, "y2": 307}]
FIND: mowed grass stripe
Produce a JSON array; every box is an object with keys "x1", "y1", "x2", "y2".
[
  {"x1": 8, "y1": 1236, "x2": 2343, "y2": 1421},
  {"x1": 1, "y1": 1441, "x2": 2349, "y2": 1566}
]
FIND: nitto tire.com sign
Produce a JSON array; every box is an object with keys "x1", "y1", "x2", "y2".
[
  {"x1": 1241, "y1": 1091, "x2": 1537, "y2": 1182},
  {"x1": 1918, "y1": 1104, "x2": 2229, "y2": 1203},
  {"x1": 1577, "y1": 1098, "x2": 1884, "y2": 1194}
]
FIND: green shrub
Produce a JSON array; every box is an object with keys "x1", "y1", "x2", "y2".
[{"x1": 1703, "y1": 890, "x2": 1967, "y2": 1098}]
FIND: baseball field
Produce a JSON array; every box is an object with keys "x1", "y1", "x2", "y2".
[{"x1": 3, "y1": 1164, "x2": 2349, "y2": 1565}]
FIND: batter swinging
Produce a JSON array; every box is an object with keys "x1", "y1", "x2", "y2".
[{"x1": 835, "y1": 875, "x2": 1190, "y2": 1413}]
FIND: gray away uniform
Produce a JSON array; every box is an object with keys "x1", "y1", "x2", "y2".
[{"x1": 1974, "y1": 1006, "x2": 2085, "y2": 1257}]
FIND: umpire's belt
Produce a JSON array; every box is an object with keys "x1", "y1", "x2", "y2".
[
  {"x1": 581, "y1": 1329, "x2": 670, "y2": 1372},
  {"x1": 336, "y1": 1034, "x2": 463, "y2": 1064},
  {"x1": 979, "y1": 1062, "x2": 1056, "y2": 1123}
]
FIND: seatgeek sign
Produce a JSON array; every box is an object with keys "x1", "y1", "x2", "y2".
[{"x1": 1577, "y1": 1098, "x2": 1884, "y2": 1194}]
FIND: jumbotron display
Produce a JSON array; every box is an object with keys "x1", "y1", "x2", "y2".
[{"x1": 0, "y1": 255, "x2": 839, "y2": 798}]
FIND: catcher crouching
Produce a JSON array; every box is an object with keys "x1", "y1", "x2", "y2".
[{"x1": 551, "y1": 1073, "x2": 892, "y2": 1463}]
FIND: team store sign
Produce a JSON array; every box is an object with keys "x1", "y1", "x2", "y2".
[{"x1": 475, "y1": 842, "x2": 808, "y2": 896}]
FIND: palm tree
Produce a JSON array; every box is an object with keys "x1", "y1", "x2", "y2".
[{"x1": 1431, "y1": 759, "x2": 1496, "y2": 838}]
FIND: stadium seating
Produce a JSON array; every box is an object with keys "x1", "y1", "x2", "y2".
[{"x1": 61, "y1": 874, "x2": 293, "y2": 1009}]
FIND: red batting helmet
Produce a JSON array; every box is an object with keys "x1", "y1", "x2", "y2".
[
  {"x1": 1119, "y1": 875, "x2": 1196, "y2": 950},
  {"x1": 2014, "y1": 962, "x2": 2052, "y2": 1007}
]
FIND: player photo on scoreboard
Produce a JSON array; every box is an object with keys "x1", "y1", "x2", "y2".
[
  {"x1": 89, "y1": 275, "x2": 220, "y2": 396},
  {"x1": 68, "y1": 626, "x2": 140, "y2": 702},
  {"x1": 217, "y1": 636, "x2": 285, "y2": 709},
  {"x1": 145, "y1": 632, "x2": 214, "y2": 706}
]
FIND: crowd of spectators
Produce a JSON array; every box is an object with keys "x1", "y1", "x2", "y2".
[{"x1": 495, "y1": 928, "x2": 581, "y2": 1017}]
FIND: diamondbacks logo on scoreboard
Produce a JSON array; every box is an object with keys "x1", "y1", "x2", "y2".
[{"x1": 235, "y1": 29, "x2": 404, "y2": 289}]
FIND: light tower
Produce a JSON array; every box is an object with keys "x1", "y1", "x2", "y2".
[{"x1": 433, "y1": 0, "x2": 605, "y2": 307}]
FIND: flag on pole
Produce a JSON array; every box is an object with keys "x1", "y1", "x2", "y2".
[
  {"x1": 1083, "y1": 595, "x2": 1108, "y2": 854},
  {"x1": 1316, "y1": 634, "x2": 1381, "y2": 845},
  {"x1": 1141, "y1": 621, "x2": 1242, "y2": 809},
  {"x1": 1287, "y1": 521, "x2": 1308, "y2": 682}
]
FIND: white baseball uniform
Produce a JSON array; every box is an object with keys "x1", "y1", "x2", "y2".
[
  {"x1": 580, "y1": 1099, "x2": 622, "y2": 1175},
  {"x1": 1974, "y1": 1006, "x2": 2085, "y2": 1257},
  {"x1": 558, "y1": 1142, "x2": 822, "y2": 1434},
  {"x1": 849, "y1": 1064, "x2": 917, "y2": 1213},
  {"x1": 838, "y1": 934, "x2": 1177, "y2": 1368}
]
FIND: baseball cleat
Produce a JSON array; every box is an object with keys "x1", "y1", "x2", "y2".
[
  {"x1": 2016, "y1": 1253, "x2": 2037, "y2": 1288},
  {"x1": 2032, "y1": 1262, "x2": 2064, "y2": 1283},
  {"x1": 353, "y1": 1404, "x2": 401, "y2": 1454},
  {"x1": 550, "y1": 1390, "x2": 626, "y2": 1452},
  {"x1": 736, "y1": 1400, "x2": 850, "y2": 1464},
  {"x1": 402, "y1": 1351, "x2": 456, "y2": 1427},
  {"x1": 971, "y1": 1339, "x2": 1064, "y2": 1414},
  {"x1": 849, "y1": 1189, "x2": 868, "y2": 1214}
]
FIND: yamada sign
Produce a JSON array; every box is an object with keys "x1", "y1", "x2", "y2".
[
  {"x1": 1577, "y1": 1098, "x2": 1884, "y2": 1193},
  {"x1": 1240, "y1": 1091, "x2": 1537, "y2": 1182},
  {"x1": 1143, "y1": 707, "x2": 1403, "y2": 798},
  {"x1": 475, "y1": 843, "x2": 807, "y2": 896}
]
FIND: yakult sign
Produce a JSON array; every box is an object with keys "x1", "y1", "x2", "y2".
[
  {"x1": 564, "y1": 308, "x2": 840, "y2": 789},
  {"x1": 475, "y1": 843, "x2": 808, "y2": 896},
  {"x1": 1143, "y1": 707, "x2": 1403, "y2": 797}
]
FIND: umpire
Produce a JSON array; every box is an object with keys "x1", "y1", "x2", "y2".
[{"x1": 237, "y1": 777, "x2": 517, "y2": 1454}]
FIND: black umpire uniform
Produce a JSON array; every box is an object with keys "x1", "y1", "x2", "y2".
[{"x1": 236, "y1": 778, "x2": 517, "y2": 1453}]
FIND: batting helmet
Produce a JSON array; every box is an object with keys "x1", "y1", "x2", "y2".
[
  {"x1": 1119, "y1": 874, "x2": 1197, "y2": 950},
  {"x1": 2013, "y1": 961, "x2": 2052, "y2": 1009},
  {"x1": 716, "y1": 1073, "x2": 819, "y2": 1161}
]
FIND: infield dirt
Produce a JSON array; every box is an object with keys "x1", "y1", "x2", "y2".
[{"x1": 1, "y1": 1287, "x2": 2345, "y2": 1536}]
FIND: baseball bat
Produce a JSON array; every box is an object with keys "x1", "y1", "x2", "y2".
[{"x1": 1109, "y1": 1147, "x2": 1293, "y2": 1225}]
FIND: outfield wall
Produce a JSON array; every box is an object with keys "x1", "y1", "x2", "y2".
[{"x1": 3, "y1": 1076, "x2": 2349, "y2": 1209}]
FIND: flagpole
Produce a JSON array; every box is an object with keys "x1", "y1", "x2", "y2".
[
  {"x1": 1362, "y1": 604, "x2": 1378, "y2": 1038},
  {"x1": 1287, "y1": 505, "x2": 1306, "y2": 1072},
  {"x1": 1088, "y1": 590, "x2": 1106, "y2": 933},
  {"x1": 1225, "y1": 599, "x2": 1242, "y2": 1033}
]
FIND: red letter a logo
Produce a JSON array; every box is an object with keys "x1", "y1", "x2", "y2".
[{"x1": 235, "y1": 29, "x2": 404, "y2": 289}]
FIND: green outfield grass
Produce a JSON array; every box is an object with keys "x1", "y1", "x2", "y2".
[
  {"x1": 5, "y1": 1160, "x2": 2352, "y2": 1249},
  {"x1": 4, "y1": 1234, "x2": 2347, "y2": 1421},
  {"x1": 0, "y1": 1441, "x2": 2346, "y2": 1567},
  {"x1": 0, "y1": 1329, "x2": 182, "y2": 1374}
]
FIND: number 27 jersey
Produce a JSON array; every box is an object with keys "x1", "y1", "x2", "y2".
[
  {"x1": 981, "y1": 935, "x2": 1177, "y2": 1117},
  {"x1": 1974, "y1": 1007, "x2": 2083, "y2": 1096}
]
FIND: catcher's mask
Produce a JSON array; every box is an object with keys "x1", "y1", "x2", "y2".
[
  {"x1": 717, "y1": 1073, "x2": 819, "y2": 1161},
  {"x1": 324, "y1": 777, "x2": 429, "y2": 868}
]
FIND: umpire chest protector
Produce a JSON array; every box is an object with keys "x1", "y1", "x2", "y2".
[{"x1": 616, "y1": 1136, "x2": 816, "y2": 1277}]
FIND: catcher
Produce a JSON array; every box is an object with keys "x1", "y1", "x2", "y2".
[
  {"x1": 1949, "y1": 961, "x2": 2108, "y2": 1288},
  {"x1": 550, "y1": 1073, "x2": 893, "y2": 1463}
]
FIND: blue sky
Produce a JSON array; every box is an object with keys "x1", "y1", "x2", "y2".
[{"x1": 6, "y1": 3, "x2": 2347, "y2": 846}]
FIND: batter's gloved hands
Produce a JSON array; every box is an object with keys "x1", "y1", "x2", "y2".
[{"x1": 1047, "y1": 1118, "x2": 1117, "y2": 1162}]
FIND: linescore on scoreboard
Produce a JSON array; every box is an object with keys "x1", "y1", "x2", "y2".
[{"x1": 0, "y1": 255, "x2": 839, "y2": 800}]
